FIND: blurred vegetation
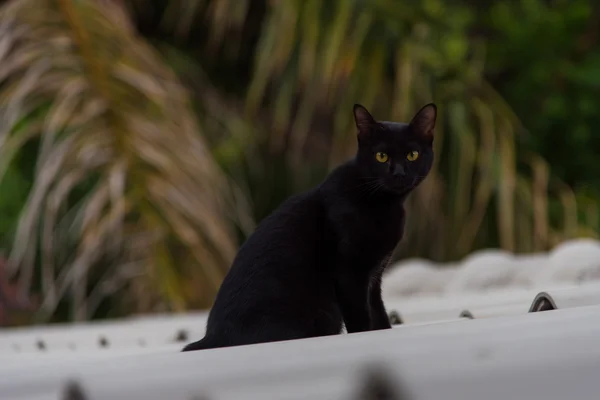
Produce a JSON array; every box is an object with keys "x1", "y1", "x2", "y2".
[{"x1": 0, "y1": 0, "x2": 599, "y2": 323}]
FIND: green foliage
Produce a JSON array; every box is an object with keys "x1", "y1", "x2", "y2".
[
  {"x1": 0, "y1": 0, "x2": 251, "y2": 322},
  {"x1": 482, "y1": 0, "x2": 600, "y2": 194},
  {"x1": 1, "y1": 0, "x2": 599, "y2": 323},
  {"x1": 0, "y1": 163, "x2": 30, "y2": 248}
]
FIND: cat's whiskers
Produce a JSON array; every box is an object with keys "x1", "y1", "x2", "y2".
[
  {"x1": 356, "y1": 179, "x2": 386, "y2": 198},
  {"x1": 370, "y1": 182, "x2": 386, "y2": 197},
  {"x1": 355, "y1": 178, "x2": 381, "y2": 189}
]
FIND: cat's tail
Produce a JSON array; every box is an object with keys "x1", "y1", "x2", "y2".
[{"x1": 181, "y1": 337, "x2": 211, "y2": 352}]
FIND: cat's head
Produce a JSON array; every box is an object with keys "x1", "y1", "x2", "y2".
[{"x1": 353, "y1": 103, "x2": 436, "y2": 195}]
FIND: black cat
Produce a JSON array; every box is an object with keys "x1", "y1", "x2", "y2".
[{"x1": 182, "y1": 103, "x2": 436, "y2": 351}]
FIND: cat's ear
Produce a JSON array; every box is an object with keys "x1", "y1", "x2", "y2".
[
  {"x1": 410, "y1": 103, "x2": 437, "y2": 143},
  {"x1": 353, "y1": 104, "x2": 376, "y2": 135}
]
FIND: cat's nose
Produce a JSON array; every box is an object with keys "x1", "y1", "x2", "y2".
[{"x1": 393, "y1": 164, "x2": 405, "y2": 177}]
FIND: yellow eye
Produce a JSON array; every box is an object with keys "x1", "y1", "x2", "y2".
[
  {"x1": 375, "y1": 152, "x2": 389, "y2": 163},
  {"x1": 407, "y1": 150, "x2": 419, "y2": 161}
]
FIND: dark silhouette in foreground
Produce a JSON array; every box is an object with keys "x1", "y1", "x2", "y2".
[{"x1": 183, "y1": 103, "x2": 436, "y2": 351}]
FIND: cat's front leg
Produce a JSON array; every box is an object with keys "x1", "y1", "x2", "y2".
[
  {"x1": 369, "y1": 272, "x2": 392, "y2": 330},
  {"x1": 336, "y1": 271, "x2": 371, "y2": 333}
]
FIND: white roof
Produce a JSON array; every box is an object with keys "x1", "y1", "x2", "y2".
[{"x1": 3, "y1": 238, "x2": 600, "y2": 399}]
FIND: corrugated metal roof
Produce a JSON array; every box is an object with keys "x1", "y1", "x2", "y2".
[
  {"x1": 3, "y1": 238, "x2": 600, "y2": 400},
  {"x1": 383, "y1": 238, "x2": 600, "y2": 297}
]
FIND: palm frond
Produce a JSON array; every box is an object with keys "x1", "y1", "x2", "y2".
[{"x1": 0, "y1": 0, "x2": 252, "y2": 321}]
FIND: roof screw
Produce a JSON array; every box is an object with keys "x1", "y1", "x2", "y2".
[
  {"x1": 62, "y1": 380, "x2": 88, "y2": 400},
  {"x1": 36, "y1": 340, "x2": 46, "y2": 351},
  {"x1": 98, "y1": 336, "x2": 109, "y2": 348},
  {"x1": 175, "y1": 329, "x2": 189, "y2": 342},
  {"x1": 354, "y1": 364, "x2": 412, "y2": 400},
  {"x1": 388, "y1": 311, "x2": 403, "y2": 325}
]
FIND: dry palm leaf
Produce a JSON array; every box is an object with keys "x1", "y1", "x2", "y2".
[{"x1": 0, "y1": 0, "x2": 251, "y2": 321}]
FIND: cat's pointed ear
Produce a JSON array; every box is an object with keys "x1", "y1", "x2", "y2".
[
  {"x1": 410, "y1": 103, "x2": 437, "y2": 143},
  {"x1": 353, "y1": 104, "x2": 376, "y2": 134}
]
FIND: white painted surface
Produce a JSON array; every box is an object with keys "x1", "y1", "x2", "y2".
[
  {"x1": 386, "y1": 238, "x2": 600, "y2": 296},
  {"x1": 3, "y1": 306, "x2": 600, "y2": 400},
  {"x1": 382, "y1": 259, "x2": 455, "y2": 297},
  {"x1": 4, "y1": 238, "x2": 600, "y2": 399},
  {"x1": 444, "y1": 249, "x2": 516, "y2": 293},
  {"x1": 540, "y1": 239, "x2": 600, "y2": 283},
  {"x1": 0, "y1": 312, "x2": 208, "y2": 354}
]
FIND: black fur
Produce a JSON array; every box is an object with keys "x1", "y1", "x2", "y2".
[{"x1": 182, "y1": 103, "x2": 437, "y2": 351}]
